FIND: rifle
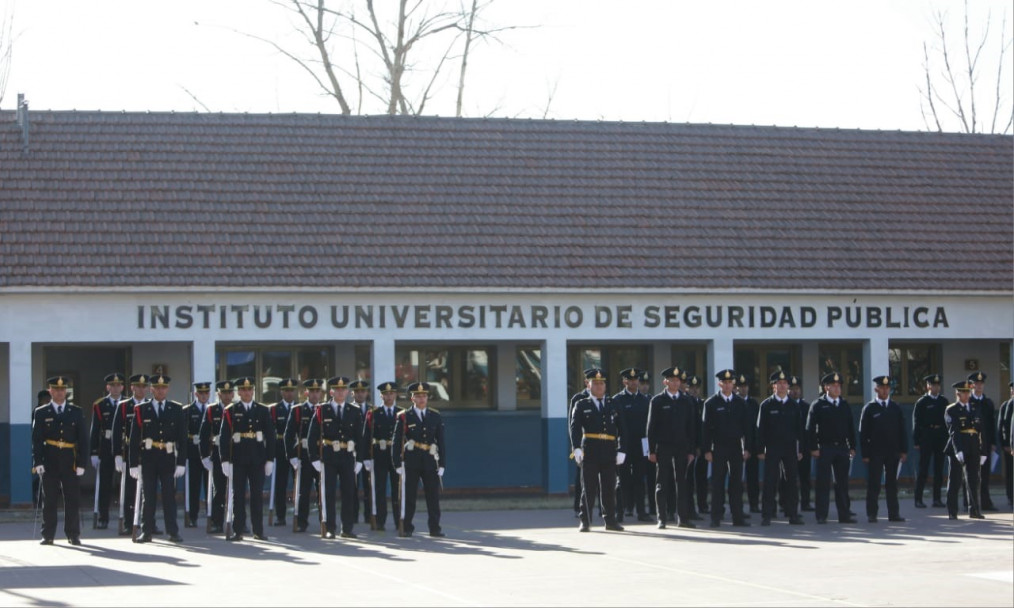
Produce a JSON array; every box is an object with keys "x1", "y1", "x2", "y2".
[
  {"x1": 224, "y1": 470, "x2": 234, "y2": 538},
  {"x1": 117, "y1": 465, "x2": 127, "y2": 534},
  {"x1": 131, "y1": 468, "x2": 142, "y2": 542},
  {"x1": 268, "y1": 458, "x2": 277, "y2": 525},
  {"x1": 292, "y1": 460, "x2": 301, "y2": 533},
  {"x1": 368, "y1": 413, "x2": 377, "y2": 530},
  {"x1": 92, "y1": 461, "x2": 101, "y2": 529},
  {"x1": 32, "y1": 471, "x2": 43, "y2": 540},
  {"x1": 205, "y1": 461, "x2": 214, "y2": 534},
  {"x1": 398, "y1": 414, "x2": 406, "y2": 536},
  {"x1": 319, "y1": 441, "x2": 327, "y2": 538},
  {"x1": 183, "y1": 459, "x2": 191, "y2": 528}
]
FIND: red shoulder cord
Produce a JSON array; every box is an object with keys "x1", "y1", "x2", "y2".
[
  {"x1": 224, "y1": 408, "x2": 233, "y2": 431},
  {"x1": 134, "y1": 404, "x2": 143, "y2": 434},
  {"x1": 271, "y1": 407, "x2": 277, "y2": 424}
]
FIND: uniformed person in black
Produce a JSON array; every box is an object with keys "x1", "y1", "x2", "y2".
[
  {"x1": 859, "y1": 376, "x2": 908, "y2": 523},
  {"x1": 944, "y1": 380, "x2": 985, "y2": 519},
  {"x1": 613, "y1": 368, "x2": 652, "y2": 523},
  {"x1": 639, "y1": 370, "x2": 657, "y2": 517},
  {"x1": 702, "y1": 369, "x2": 751, "y2": 527},
  {"x1": 199, "y1": 380, "x2": 231, "y2": 533},
  {"x1": 182, "y1": 381, "x2": 211, "y2": 528},
  {"x1": 307, "y1": 376, "x2": 365, "y2": 538},
  {"x1": 89, "y1": 372, "x2": 124, "y2": 529},
  {"x1": 967, "y1": 371, "x2": 997, "y2": 511},
  {"x1": 736, "y1": 374, "x2": 761, "y2": 514},
  {"x1": 912, "y1": 373, "x2": 948, "y2": 508},
  {"x1": 33, "y1": 376, "x2": 89, "y2": 545},
  {"x1": 789, "y1": 376, "x2": 813, "y2": 512},
  {"x1": 128, "y1": 374, "x2": 187, "y2": 543},
  {"x1": 686, "y1": 375, "x2": 709, "y2": 517},
  {"x1": 999, "y1": 381, "x2": 1014, "y2": 508},
  {"x1": 268, "y1": 377, "x2": 298, "y2": 526},
  {"x1": 349, "y1": 379, "x2": 373, "y2": 525},
  {"x1": 646, "y1": 366, "x2": 697, "y2": 529},
  {"x1": 112, "y1": 374, "x2": 148, "y2": 535},
  {"x1": 806, "y1": 372, "x2": 858, "y2": 524},
  {"x1": 363, "y1": 381, "x2": 403, "y2": 531},
  {"x1": 393, "y1": 382, "x2": 447, "y2": 537},
  {"x1": 757, "y1": 370, "x2": 805, "y2": 526},
  {"x1": 284, "y1": 378, "x2": 322, "y2": 533},
  {"x1": 568, "y1": 371, "x2": 593, "y2": 518},
  {"x1": 219, "y1": 376, "x2": 276, "y2": 541},
  {"x1": 570, "y1": 368, "x2": 625, "y2": 532}
]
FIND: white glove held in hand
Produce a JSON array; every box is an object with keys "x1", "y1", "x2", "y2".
[
  {"x1": 311, "y1": 460, "x2": 322, "y2": 473},
  {"x1": 33, "y1": 465, "x2": 45, "y2": 475},
  {"x1": 573, "y1": 448, "x2": 584, "y2": 465},
  {"x1": 264, "y1": 461, "x2": 274, "y2": 476},
  {"x1": 76, "y1": 467, "x2": 85, "y2": 476},
  {"x1": 289, "y1": 457, "x2": 300, "y2": 470},
  {"x1": 221, "y1": 462, "x2": 233, "y2": 477},
  {"x1": 174, "y1": 465, "x2": 185, "y2": 479},
  {"x1": 363, "y1": 459, "x2": 374, "y2": 472},
  {"x1": 91, "y1": 455, "x2": 100, "y2": 469},
  {"x1": 956, "y1": 452, "x2": 965, "y2": 463},
  {"x1": 354, "y1": 462, "x2": 363, "y2": 475},
  {"x1": 202, "y1": 457, "x2": 213, "y2": 471},
  {"x1": 438, "y1": 467, "x2": 445, "y2": 477},
  {"x1": 979, "y1": 455, "x2": 987, "y2": 465},
  {"x1": 396, "y1": 466, "x2": 405, "y2": 476},
  {"x1": 616, "y1": 452, "x2": 626, "y2": 465},
  {"x1": 129, "y1": 466, "x2": 139, "y2": 479},
  {"x1": 114, "y1": 455, "x2": 124, "y2": 472}
]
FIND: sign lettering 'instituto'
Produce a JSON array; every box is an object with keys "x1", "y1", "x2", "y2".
[{"x1": 136, "y1": 304, "x2": 950, "y2": 331}]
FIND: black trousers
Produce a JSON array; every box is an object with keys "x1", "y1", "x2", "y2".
[
  {"x1": 231, "y1": 460, "x2": 266, "y2": 536},
  {"x1": 321, "y1": 458, "x2": 356, "y2": 534},
  {"x1": 119, "y1": 468, "x2": 137, "y2": 533},
  {"x1": 915, "y1": 434, "x2": 947, "y2": 503},
  {"x1": 140, "y1": 455, "x2": 179, "y2": 536},
  {"x1": 947, "y1": 452, "x2": 981, "y2": 516},
  {"x1": 95, "y1": 455, "x2": 115, "y2": 523},
  {"x1": 354, "y1": 467, "x2": 372, "y2": 523},
  {"x1": 645, "y1": 459, "x2": 658, "y2": 514},
  {"x1": 1004, "y1": 450, "x2": 1013, "y2": 505},
  {"x1": 372, "y1": 450, "x2": 400, "y2": 528},
  {"x1": 815, "y1": 446, "x2": 851, "y2": 522},
  {"x1": 710, "y1": 445, "x2": 745, "y2": 523},
  {"x1": 619, "y1": 455, "x2": 649, "y2": 516},
  {"x1": 271, "y1": 454, "x2": 290, "y2": 522},
  {"x1": 979, "y1": 448, "x2": 994, "y2": 506},
  {"x1": 403, "y1": 465, "x2": 441, "y2": 534},
  {"x1": 185, "y1": 450, "x2": 207, "y2": 523},
  {"x1": 655, "y1": 450, "x2": 691, "y2": 524},
  {"x1": 292, "y1": 459, "x2": 318, "y2": 528},
  {"x1": 865, "y1": 453, "x2": 901, "y2": 519},
  {"x1": 744, "y1": 454, "x2": 760, "y2": 510},
  {"x1": 209, "y1": 458, "x2": 226, "y2": 527},
  {"x1": 579, "y1": 458, "x2": 617, "y2": 526},
  {"x1": 572, "y1": 466, "x2": 583, "y2": 512},
  {"x1": 798, "y1": 453, "x2": 812, "y2": 507},
  {"x1": 765, "y1": 451, "x2": 798, "y2": 519},
  {"x1": 42, "y1": 465, "x2": 81, "y2": 540},
  {"x1": 694, "y1": 456, "x2": 709, "y2": 511}
]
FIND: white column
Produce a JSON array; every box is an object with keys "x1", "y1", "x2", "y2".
[
  {"x1": 864, "y1": 336, "x2": 890, "y2": 406},
  {"x1": 191, "y1": 337, "x2": 217, "y2": 386},
  {"x1": 801, "y1": 341, "x2": 820, "y2": 398},
  {"x1": 709, "y1": 337, "x2": 735, "y2": 395},
  {"x1": 9, "y1": 341, "x2": 32, "y2": 425},
  {"x1": 543, "y1": 335, "x2": 568, "y2": 419},
  {"x1": 497, "y1": 343, "x2": 517, "y2": 411},
  {"x1": 372, "y1": 337, "x2": 396, "y2": 395}
]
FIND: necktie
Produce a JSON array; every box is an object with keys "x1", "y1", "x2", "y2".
[
  {"x1": 387, "y1": 407, "x2": 392, "y2": 419},
  {"x1": 155, "y1": 402, "x2": 161, "y2": 417},
  {"x1": 56, "y1": 405, "x2": 62, "y2": 416},
  {"x1": 420, "y1": 409, "x2": 425, "y2": 422}
]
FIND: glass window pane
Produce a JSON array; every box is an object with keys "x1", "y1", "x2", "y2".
[
  {"x1": 261, "y1": 350, "x2": 292, "y2": 404},
  {"x1": 226, "y1": 351, "x2": 256, "y2": 383},
  {"x1": 354, "y1": 345, "x2": 372, "y2": 384},
  {"x1": 464, "y1": 349, "x2": 490, "y2": 402},
  {"x1": 424, "y1": 349, "x2": 450, "y2": 401},
  {"x1": 845, "y1": 347, "x2": 864, "y2": 397},
  {"x1": 906, "y1": 347, "x2": 932, "y2": 396},
  {"x1": 297, "y1": 348, "x2": 329, "y2": 382},
  {"x1": 517, "y1": 347, "x2": 542, "y2": 406}
]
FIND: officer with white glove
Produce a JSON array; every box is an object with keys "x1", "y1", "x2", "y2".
[
  {"x1": 311, "y1": 460, "x2": 322, "y2": 472},
  {"x1": 616, "y1": 452, "x2": 626, "y2": 465},
  {"x1": 393, "y1": 382, "x2": 447, "y2": 537},
  {"x1": 569, "y1": 369, "x2": 625, "y2": 532},
  {"x1": 34, "y1": 465, "x2": 46, "y2": 475},
  {"x1": 944, "y1": 380, "x2": 985, "y2": 519},
  {"x1": 354, "y1": 461, "x2": 363, "y2": 475},
  {"x1": 221, "y1": 462, "x2": 233, "y2": 477},
  {"x1": 956, "y1": 451, "x2": 965, "y2": 463},
  {"x1": 32, "y1": 376, "x2": 88, "y2": 545}
]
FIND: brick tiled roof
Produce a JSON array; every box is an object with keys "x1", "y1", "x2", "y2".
[{"x1": 1, "y1": 112, "x2": 1011, "y2": 292}]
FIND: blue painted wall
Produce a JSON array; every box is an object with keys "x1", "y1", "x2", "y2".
[{"x1": 441, "y1": 410, "x2": 544, "y2": 490}]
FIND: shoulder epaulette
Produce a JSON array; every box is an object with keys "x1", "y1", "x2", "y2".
[
  {"x1": 427, "y1": 407, "x2": 440, "y2": 415},
  {"x1": 93, "y1": 397, "x2": 105, "y2": 406},
  {"x1": 224, "y1": 403, "x2": 235, "y2": 411}
]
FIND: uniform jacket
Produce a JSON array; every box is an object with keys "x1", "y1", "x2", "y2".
[
  {"x1": 969, "y1": 394, "x2": 996, "y2": 447},
  {"x1": 32, "y1": 402, "x2": 88, "y2": 471},
  {"x1": 912, "y1": 393, "x2": 949, "y2": 446},
  {"x1": 307, "y1": 401, "x2": 365, "y2": 464},
  {"x1": 793, "y1": 398, "x2": 810, "y2": 452},
  {"x1": 269, "y1": 401, "x2": 292, "y2": 460},
  {"x1": 218, "y1": 401, "x2": 275, "y2": 466},
  {"x1": 111, "y1": 398, "x2": 143, "y2": 459},
  {"x1": 284, "y1": 401, "x2": 316, "y2": 462},
  {"x1": 613, "y1": 389, "x2": 650, "y2": 456},
  {"x1": 89, "y1": 395, "x2": 118, "y2": 459},
  {"x1": 805, "y1": 396, "x2": 856, "y2": 451},
  {"x1": 756, "y1": 395, "x2": 802, "y2": 456},
  {"x1": 944, "y1": 401, "x2": 984, "y2": 457},
  {"x1": 743, "y1": 396, "x2": 760, "y2": 454},
  {"x1": 646, "y1": 390, "x2": 696, "y2": 456},
  {"x1": 198, "y1": 402, "x2": 225, "y2": 461},
  {"x1": 701, "y1": 393, "x2": 749, "y2": 453},
  {"x1": 999, "y1": 398, "x2": 1014, "y2": 450},
  {"x1": 570, "y1": 395, "x2": 623, "y2": 464},
  {"x1": 393, "y1": 407, "x2": 446, "y2": 470},
  {"x1": 128, "y1": 400, "x2": 187, "y2": 468},
  {"x1": 859, "y1": 399, "x2": 907, "y2": 459},
  {"x1": 363, "y1": 404, "x2": 402, "y2": 461},
  {"x1": 182, "y1": 401, "x2": 208, "y2": 460}
]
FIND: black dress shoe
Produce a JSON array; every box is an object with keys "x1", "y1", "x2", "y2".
[
  {"x1": 398, "y1": 530, "x2": 412, "y2": 537},
  {"x1": 604, "y1": 522, "x2": 625, "y2": 532},
  {"x1": 376, "y1": 525, "x2": 386, "y2": 532},
  {"x1": 888, "y1": 516, "x2": 906, "y2": 522},
  {"x1": 948, "y1": 514, "x2": 958, "y2": 520},
  {"x1": 914, "y1": 501, "x2": 927, "y2": 508},
  {"x1": 637, "y1": 514, "x2": 654, "y2": 522},
  {"x1": 677, "y1": 521, "x2": 696, "y2": 529},
  {"x1": 253, "y1": 533, "x2": 269, "y2": 541},
  {"x1": 800, "y1": 505, "x2": 814, "y2": 512},
  {"x1": 135, "y1": 533, "x2": 152, "y2": 543},
  {"x1": 324, "y1": 531, "x2": 336, "y2": 539},
  {"x1": 816, "y1": 518, "x2": 827, "y2": 524},
  {"x1": 931, "y1": 501, "x2": 946, "y2": 508},
  {"x1": 153, "y1": 528, "x2": 164, "y2": 535},
  {"x1": 761, "y1": 518, "x2": 771, "y2": 526},
  {"x1": 68, "y1": 536, "x2": 82, "y2": 545},
  {"x1": 868, "y1": 516, "x2": 878, "y2": 523},
  {"x1": 709, "y1": 521, "x2": 721, "y2": 528},
  {"x1": 96, "y1": 521, "x2": 108, "y2": 529},
  {"x1": 208, "y1": 525, "x2": 223, "y2": 534},
  {"x1": 168, "y1": 534, "x2": 184, "y2": 543},
  {"x1": 789, "y1": 517, "x2": 805, "y2": 525},
  {"x1": 840, "y1": 517, "x2": 858, "y2": 524},
  {"x1": 429, "y1": 531, "x2": 446, "y2": 538},
  {"x1": 40, "y1": 538, "x2": 54, "y2": 545},
  {"x1": 225, "y1": 533, "x2": 243, "y2": 542},
  {"x1": 118, "y1": 528, "x2": 131, "y2": 536},
  {"x1": 969, "y1": 512, "x2": 985, "y2": 519},
  {"x1": 339, "y1": 531, "x2": 356, "y2": 539},
  {"x1": 578, "y1": 523, "x2": 590, "y2": 532},
  {"x1": 657, "y1": 521, "x2": 667, "y2": 529},
  {"x1": 732, "y1": 520, "x2": 751, "y2": 527},
  {"x1": 273, "y1": 520, "x2": 286, "y2": 527}
]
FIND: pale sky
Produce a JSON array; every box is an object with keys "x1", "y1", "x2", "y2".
[{"x1": 2, "y1": 0, "x2": 1012, "y2": 132}]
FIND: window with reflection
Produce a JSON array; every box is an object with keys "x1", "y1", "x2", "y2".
[
  {"x1": 516, "y1": 346, "x2": 542, "y2": 409},
  {"x1": 888, "y1": 343, "x2": 941, "y2": 402},
  {"x1": 818, "y1": 343, "x2": 864, "y2": 398},
  {"x1": 394, "y1": 345, "x2": 494, "y2": 409}
]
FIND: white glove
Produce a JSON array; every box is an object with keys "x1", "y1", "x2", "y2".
[
  {"x1": 174, "y1": 465, "x2": 185, "y2": 479},
  {"x1": 956, "y1": 451, "x2": 965, "y2": 463},
  {"x1": 354, "y1": 461, "x2": 363, "y2": 475},
  {"x1": 91, "y1": 455, "x2": 100, "y2": 469},
  {"x1": 364, "y1": 459, "x2": 374, "y2": 472},
  {"x1": 289, "y1": 457, "x2": 300, "y2": 470},
  {"x1": 396, "y1": 466, "x2": 405, "y2": 476},
  {"x1": 33, "y1": 465, "x2": 45, "y2": 475},
  {"x1": 76, "y1": 467, "x2": 85, "y2": 476},
  {"x1": 616, "y1": 452, "x2": 626, "y2": 465},
  {"x1": 202, "y1": 457, "x2": 213, "y2": 471},
  {"x1": 573, "y1": 448, "x2": 584, "y2": 465},
  {"x1": 311, "y1": 460, "x2": 322, "y2": 473},
  {"x1": 114, "y1": 455, "x2": 124, "y2": 472},
  {"x1": 979, "y1": 455, "x2": 987, "y2": 465},
  {"x1": 264, "y1": 461, "x2": 274, "y2": 476},
  {"x1": 438, "y1": 467, "x2": 445, "y2": 477},
  {"x1": 221, "y1": 462, "x2": 232, "y2": 477},
  {"x1": 129, "y1": 466, "x2": 139, "y2": 479}
]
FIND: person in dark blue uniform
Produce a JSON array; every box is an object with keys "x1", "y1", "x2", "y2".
[
  {"x1": 646, "y1": 366, "x2": 697, "y2": 529},
  {"x1": 999, "y1": 382, "x2": 1014, "y2": 508},
  {"x1": 219, "y1": 376, "x2": 276, "y2": 541},
  {"x1": 349, "y1": 379, "x2": 373, "y2": 525},
  {"x1": 640, "y1": 370, "x2": 659, "y2": 517},
  {"x1": 128, "y1": 374, "x2": 187, "y2": 543},
  {"x1": 912, "y1": 374, "x2": 948, "y2": 508},
  {"x1": 859, "y1": 375, "x2": 908, "y2": 523},
  {"x1": 284, "y1": 378, "x2": 323, "y2": 533},
  {"x1": 33, "y1": 376, "x2": 89, "y2": 545},
  {"x1": 268, "y1": 377, "x2": 298, "y2": 526},
  {"x1": 686, "y1": 375, "x2": 709, "y2": 517},
  {"x1": 393, "y1": 381, "x2": 447, "y2": 537},
  {"x1": 89, "y1": 372, "x2": 124, "y2": 530},
  {"x1": 613, "y1": 368, "x2": 652, "y2": 523},
  {"x1": 308, "y1": 376, "x2": 365, "y2": 539},
  {"x1": 182, "y1": 381, "x2": 211, "y2": 528},
  {"x1": 967, "y1": 372, "x2": 997, "y2": 511},
  {"x1": 568, "y1": 370, "x2": 593, "y2": 518},
  {"x1": 702, "y1": 369, "x2": 751, "y2": 528},
  {"x1": 806, "y1": 372, "x2": 858, "y2": 524},
  {"x1": 570, "y1": 368, "x2": 625, "y2": 532},
  {"x1": 788, "y1": 376, "x2": 813, "y2": 512},
  {"x1": 737, "y1": 374, "x2": 761, "y2": 514},
  {"x1": 112, "y1": 374, "x2": 148, "y2": 535},
  {"x1": 199, "y1": 380, "x2": 231, "y2": 533},
  {"x1": 944, "y1": 379, "x2": 985, "y2": 519},
  {"x1": 757, "y1": 370, "x2": 804, "y2": 526},
  {"x1": 363, "y1": 381, "x2": 403, "y2": 531}
]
